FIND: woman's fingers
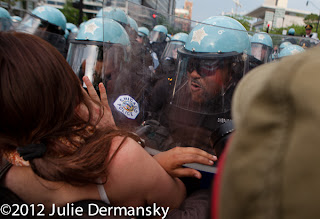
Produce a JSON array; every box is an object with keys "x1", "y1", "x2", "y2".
[
  {"x1": 83, "y1": 76, "x2": 100, "y2": 103},
  {"x1": 99, "y1": 83, "x2": 111, "y2": 110}
]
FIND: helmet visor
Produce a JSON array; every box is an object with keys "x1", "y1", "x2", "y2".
[
  {"x1": 161, "y1": 41, "x2": 184, "y2": 60},
  {"x1": 16, "y1": 14, "x2": 66, "y2": 54},
  {"x1": 251, "y1": 43, "x2": 273, "y2": 63},
  {"x1": 67, "y1": 42, "x2": 104, "y2": 90},
  {"x1": 172, "y1": 50, "x2": 249, "y2": 115},
  {"x1": 149, "y1": 31, "x2": 166, "y2": 42}
]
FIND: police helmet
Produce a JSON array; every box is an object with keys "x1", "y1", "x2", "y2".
[
  {"x1": 288, "y1": 28, "x2": 295, "y2": 36},
  {"x1": 279, "y1": 41, "x2": 292, "y2": 53},
  {"x1": 250, "y1": 32, "x2": 273, "y2": 63},
  {"x1": 16, "y1": 6, "x2": 66, "y2": 54},
  {"x1": 278, "y1": 45, "x2": 304, "y2": 58},
  {"x1": 138, "y1": 26, "x2": 149, "y2": 37},
  {"x1": 96, "y1": 7, "x2": 128, "y2": 28},
  {"x1": 150, "y1": 25, "x2": 168, "y2": 43},
  {"x1": 67, "y1": 17, "x2": 131, "y2": 91},
  {"x1": 162, "y1": 32, "x2": 188, "y2": 60},
  {"x1": 0, "y1": 7, "x2": 12, "y2": 31}
]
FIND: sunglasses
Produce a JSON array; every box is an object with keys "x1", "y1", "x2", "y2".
[{"x1": 187, "y1": 59, "x2": 222, "y2": 77}]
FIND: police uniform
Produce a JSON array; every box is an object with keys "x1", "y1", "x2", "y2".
[{"x1": 303, "y1": 24, "x2": 319, "y2": 40}]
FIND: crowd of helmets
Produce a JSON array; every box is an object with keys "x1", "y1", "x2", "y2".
[
  {"x1": 0, "y1": 4, "x2": 318, "y2": 153},
  {"x1": 0, "y1": 5, "x2": 314, "y2": 75}
]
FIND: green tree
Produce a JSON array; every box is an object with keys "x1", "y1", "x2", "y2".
[
  {"x1": 156, "y1": 13, "x2": 184, "y2": 35},
  {"x1": 304, "y1": 13, "x2": 319, "y2": 28},
  {"x1": 227, "y1": 14, "x2": 255, "y2": 32},
  {"x1": 59, "y1": 0, "x2": 88, "y2": 25}
]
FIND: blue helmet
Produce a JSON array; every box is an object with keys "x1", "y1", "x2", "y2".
[
  {"x1": 251, "y1": 32, "x2": 273, "y2": 63},
  {"x1": 171, "y1": 32, "x2": 188, "y2": 44},
  {"x1": 288, "y1": 28, "x2": 295, "y2": 36},
  {"x1": 153, "y1": 25, "x2": 168, "y2": 35},
  {"x1": 11, "y1": 16, "x2": 22, "y2": 22},
  {"x1": 150, "y1": 25, "x2": 168, "y2": 42},
  {"x1": 278, "y1": 45, "x2": 304, "y2": 58},
  {"x1": 127, "y1": 16, "x2": 138, "y2": 33},
  {"x1": 162, "y1": 33, "x2": 188, "y2": 61},
  {"x1": 67, "y1": 17, "x2": 131, "y2": 92},
  {"x1": 251, "y1": 32, "x2": 273, "y2": 48},
  {"x1": 96, "y1": 7, "x2": 128, "y2": 27},
  {"x1": 31, "y1": 5, "x2": 66, "y2": 32},
  {"x1": 66, "y1": 23, "x2": 78, "y2": 40},
  {"x1": 279, "y1": 41, "x2": 292, "y2": 52},
  {"x1": 138, "y1": 26, "x2": 149, "y2": 37},
  {"x1": 16, "y1": 5, "x2": 66, "y2": 54},
  {"x1": 0, "y1": 7, "x2": 12, "y2": 31},
  {"x1": 79, "y1": 21, "x2": 86, "y2": 29},
  {"x1": 184, "y1": 16, "x2": 250, "y2": 54},
  {"x1": 66, "y1": 23, "x2": 78, "y2": 33},
  {"x1": 76, "y1": 18, "x2": 130, "y2": 46}
]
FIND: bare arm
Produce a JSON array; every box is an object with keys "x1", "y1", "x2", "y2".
[{"x1": 105, "y1": 137, "x2": 186, "y2": 209}]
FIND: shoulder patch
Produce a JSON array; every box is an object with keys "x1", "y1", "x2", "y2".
[{"x1": 113, "y1": 95, "x2": 140, "y2": 119}]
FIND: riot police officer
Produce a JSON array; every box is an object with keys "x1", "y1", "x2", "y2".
[
  {"x1": 147, "y1": 33, "x2": 189, "y2": 120},
  {"x1": 161, "y1": 32, "x2": 188, "y2": 77},
  {"x1": 67, "y1": 17, "x2": 146, "y2": 130},
  {"x1": 149, "y1": 25, "x2": 168, "y2": 60},
  {"x1": 143, "y1": 16, "x2": 250, "y2": 155},
  {"x1": 137, "y1": 27, "x2": 150, "y2": 45},
  {"x1": 16, "y1": 5, "x2": 67, "y2": 56},
  {"x1": 284, "y1": 28, "x2": 298, "y2": 44},
  {"x1": 250, "y1": 32, "x2": 273, "y2": 69}
]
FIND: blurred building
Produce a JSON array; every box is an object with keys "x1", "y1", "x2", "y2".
[
  {"x1": 0, "y1": 0, "x2": 176, "y2": 25},
  {"x1": 174, "y1": 0, "x2": 192, "y2": 32},
  {"x1": 246, "y1": 0, "x2": 311, "y2": 31},
  {"x1": 0, "y1": 0, "x2": 40, "y2": 18}
]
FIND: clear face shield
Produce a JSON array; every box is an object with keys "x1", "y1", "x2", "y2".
[
  {"x1": 161, "y1": 48, "x2": 248, "y2": 153},
  {"x1": 67, "y1": 41, "x2": 128, "y2": 93},
  {"x1": 174, "y1": 52, "x2": 248, "y2": 115},
  {"x1": 251, "y1": 43, "x2": 273, "y2": 63},
  {"x1": 16, "y1": 14, "x2": 66, "y2": 54},
  {"x1": 161, "y1": 41, "x2": 184, "y2": 60},
  {"x1": 67, "y1": 42, "x2": 104, "y2": 90},
  {"x1": 149, "y1": 31, "x2": 167, "y2": 43}
]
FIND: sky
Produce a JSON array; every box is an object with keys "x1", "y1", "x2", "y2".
[{"x1": 175, "y1": 0, "x2": 320, "y2": 22}]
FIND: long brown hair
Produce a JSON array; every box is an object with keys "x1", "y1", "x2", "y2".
[{"x1": 0, "y1": 31, "x2": 139, "y2": 185}]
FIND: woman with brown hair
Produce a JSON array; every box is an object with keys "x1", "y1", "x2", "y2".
[{"x1": 0, "y1": 31, "x2": 216, "y2": 216}]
